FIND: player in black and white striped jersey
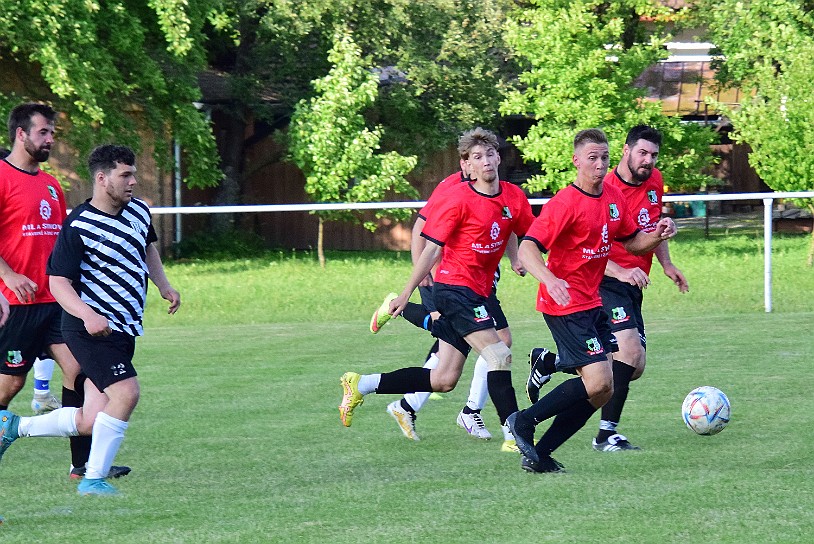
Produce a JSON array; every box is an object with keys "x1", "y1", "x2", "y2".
[{"x1": 0, "y1": 145, "x2": 180, "y2": 495}]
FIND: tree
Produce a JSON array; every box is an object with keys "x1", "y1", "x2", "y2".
[
  {"x1": 699, "y1": 0, "x2": 814, "y2": 264},
  {"x1": 501, "y1": 0, "x2": 715, "y2": 194},
  {"x1": 288, "y1": 30, "x2": 417, "y2": 267},
  {"x1": 0, "y1": 0, "x2": 220, "y2": 188}
]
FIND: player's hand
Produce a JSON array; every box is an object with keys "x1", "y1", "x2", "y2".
[
  {"x1": 654, "y1": 217, "x2": 677, "y2": 240},
  {"x1": 85, "y1": 313, "x2": 112, "y2": 337},
  {"x1": 619, "y1": 267, "x2": 650, "y2": 289},
  {"x1": 663, "y1": 264, "x2": 689, "y2": 293},
  {"x1": 0, "y1": 293, "x2": 9, "y2": 327},
  {"x1": 417, "y1": 273, "x2": 434, "y2": 288},
  {"x1": 161, "y1": 287, "x2": 181, "y2": 314},
  {"x1": 511, "y1": 260, "x2": 527, "y2": 277},
  {"x1": 2, "y1": 272, "x2": 38, "y2": 304},
  {"x1": 544, "y1": 277, "x2": 571, "y2": 306},
  {"x1": 389, "y1": 293, "x2": 409, "y2": 318}
]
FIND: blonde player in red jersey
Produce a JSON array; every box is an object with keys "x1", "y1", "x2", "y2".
[
  {"x1": 507, "y1": 128, "x2": 677, "y2": 473},
  {"x1": 339, "y1": 127, "x2": 534, "y2": 434}
]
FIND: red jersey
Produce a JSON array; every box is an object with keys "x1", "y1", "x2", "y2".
[
  {"x1": 418, "y1": 171, "x2": 466, "y2": 219},
  {"x1": 421, "y1": 181, "x2": 533, "y2": 297},
  {"x1": 524, "y1": 183, "x2": 638, "y2": 316},
  {"x1": 0, "y1": 160, "x2": 67, "y2": 305},
  {"x1": 604, "y1": 167, "x2": 664, "y2": 275}
]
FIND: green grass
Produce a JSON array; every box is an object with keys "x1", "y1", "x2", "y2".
[{"x1": 2, "y1": 229, "x2": 813, "y2": 542}]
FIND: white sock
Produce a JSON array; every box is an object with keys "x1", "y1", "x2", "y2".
[
  {"x1": 465, "y1": 356, "x2": 490, "y2": 411},
  {"x1": 403, "y1": 353, "x2": 439, "y2": 413},
  {"x1": 32, "y1": 357, "x2": 55, "y2": 396},
  {"x1": 357, "y1": 374, "x2": 381, "y2": 396},
  {"x1": 86, "y1": 412, "x2": 128, "y2": 480},
  {"x1": 501, "y1": 423, "x2": 513, "y2": 441},
  {"x1": 18, "y1": 407, "x2": 79, "y2": 437}
]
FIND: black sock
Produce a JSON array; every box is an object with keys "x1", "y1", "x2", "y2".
[
  {"x1": 462, "y1": 405, "x2": 477, "y2": 414},
  {"x1": 399, "y1": 398, "x2": 416, "y2": 414},
  {"x1": 486, "y1": 370, "x2": 519, "y2": 425},
  {"x1": 63, "y1": 385, "x2": 91, "y2": 468},
  {"x1": 523, "y1": 377, "x2": 589, "y2": 424},
  {"x1": 536, "y1": 399, "x2": 597, "y2": 457},
  {"x1": 402, "y1": 302, "x2": 433, "y2": 331},
  {"x1": 376, "y1": 367, "x2": 432, "y2": 394},
  {"x1": 596, "y1": 360, "x2": 636, "y2": 442},
  {"x1": 541, "y1": 350, "x2": 558, "y2": 375}
]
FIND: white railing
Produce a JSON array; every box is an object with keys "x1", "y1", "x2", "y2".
[{"x1": 151, "y1": 191, "x2": 814, "y2": 313}]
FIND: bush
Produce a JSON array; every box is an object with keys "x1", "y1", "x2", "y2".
[{"x1": 174, "y1": 229, "x2": 267, "y2": 259}]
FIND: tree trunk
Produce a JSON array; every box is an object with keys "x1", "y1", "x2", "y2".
[
  {"x1": 212, "y1": 111, "x2": 247, "y2": 233},
  {"x1": 318, "y1": 216, "x2": 326, "y2": 269}
]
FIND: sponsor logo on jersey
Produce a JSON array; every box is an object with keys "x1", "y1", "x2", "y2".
[
  {"x1": 585, "y1": 337, "x2": 603, "y2": 356},
  {"x1": 39, "y1": 199, "x2": 52, "y2": 220},
  {"x1": 608, "y1": 203, "x2": 620, "y2": 220},
  {"x1": 611, "y1": 306, "x2": 630, "y2": 323},
  {"x1": 638, "y1": 207, "x2": 651, "y2": 228},
  {"x1": 473, "y1": 305, "x2": 491, "y2": 322},
  {"x1": 490, "y1": 221, "x2": 500, "y2": 240},
  {"x1": 647, "y1": 189, "x2": 657, "y2": 204}
]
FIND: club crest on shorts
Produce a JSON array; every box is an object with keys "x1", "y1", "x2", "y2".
[
  {"x1": 585, "y1": 337, "x2": 603, "y2": 355},
  {"x1": 473, "y1": 305, "x2": 491, "y2": 322},
  {"x1": 5, "y1": 350, "x2": 23, "y2": 367},
  {"x1": 611, "y1": 306, "x2": 630, "y2": 323}
]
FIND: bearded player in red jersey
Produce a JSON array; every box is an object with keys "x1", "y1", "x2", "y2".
[
  {"x1": 506, "y1": 128, "x2": 677, "y2": 473},
  {"x1": 525, "y1": 125, "x2": 688, "y2": 453},
  {"x1": 339, "y1": 127, "x2": 534, "y2": 434}
]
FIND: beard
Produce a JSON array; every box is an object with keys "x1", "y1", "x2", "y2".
[
  {"x1": 24, "y1": 139, "x2": 50, "y2": 163},
  {"x1": 627, "y1": 157, "x2": 652, "y2": 182}
]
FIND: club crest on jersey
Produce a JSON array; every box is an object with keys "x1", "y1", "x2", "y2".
[
  {"x1": 608, "y1": 203, "x2": 620, "y2": 220},
  {"x1": 502, "y1": 206, "x2": 512, "y2": 219},
  {"x1": 47, "y1": 185, "x2": 58, "y2": 200},
  {"x1": 647, "y1": 190, "x2": 657, "y2": 204},
  {"x1": 490, "y1": 221, "x2": 500, "y2": 241},
  {"x1": 473, "y1": 305, "x2": 491, "y2": 322},
  {"x1": 39, "y1": 199, "x2": 52, "y2": 220},
  {"x1": 611, "y1": 306, "x2": 630, "y2": 323},
  {"x1": 585, "y1": 337, "x2": 603, "y2": 356},
  {"x1": 5, "y1": 350, "x2": 23, "y2": 368}
]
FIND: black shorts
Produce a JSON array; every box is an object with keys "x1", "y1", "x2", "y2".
[
  {"x1": 431, "y1": 284, "x2": 498, "y2": 356},
  {"x1": 0, "y1": 303, "x2": 63, "y2": 376},
  {"x1": 423, "y1": 286, "x2": 507, "y2": 332},
  {"x1": 418, "y1": 285, "x2": 437, "y2": 314},
  {"x1": 63, "y1": 330, "x2": 137, "y2": 391},
  {"x1": 543, "y1": 307, "x2": 618, "y2": 371},
  {"x1": 600, "y1": 276, "x2": 646, "y2": 348}
]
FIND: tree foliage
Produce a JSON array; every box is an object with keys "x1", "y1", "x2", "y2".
[
  {"x1": 0, "y1": 0, "x2": 220, "y2": 188},
  {"x1": 501, "y1": 0, "x2": 716, "y2": 194},
  {"x1": 288, "y1": 30, "x2": 417, "y2": 263}
]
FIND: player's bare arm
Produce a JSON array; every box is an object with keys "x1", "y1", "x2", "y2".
[
  {"x1": 0, "y1": 256, "x2": 38, "y2": 303},
  {"x1": 605, "y1": 259, "x2": 650, "y2": 289},
  {"x1": 410, "y1": 217, "x2": 434, "y2": 288},
  {"x1": 623, "y1": 217, "x2": 677, "y2": 256},
  {"x1": 49, "y1": 275, "x2": 112, "y2": 336},
  {"x1": 0, "y1": 292, "x2": 9, "y2": 327},
  {"x1": 506, "y1": 233, "x2": 526, "y2": 277},
  {"x1": 518, "y1": 239, "x2": 571, "y2": 306},
  {"x1": 654, "y1": 240, "x2": 689, "y2": 293},
  {"x1": 145, "y1": 244, "x2": 181, "y2": 314},
  {"x1": 390, "y1": 240, "x2": 442, "y2": 318}
]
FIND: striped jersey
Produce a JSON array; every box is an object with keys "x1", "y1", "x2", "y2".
[{"x1": 46, "y1": 198, "x2": 158, "y2": 336}]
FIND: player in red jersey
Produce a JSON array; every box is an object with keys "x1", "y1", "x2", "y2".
[
  {"x1": 0, "y1": 103, "x2": 128, "y2": 479},
  {"x1": 525, "y1": 125, "x2": 689, "y2": 452},
  {"x1": 506, "y1": 128, "x2": 677, "y2": 473},
  {"x1": 339, "y1": 128, "x2": 534, "y2": 434}
]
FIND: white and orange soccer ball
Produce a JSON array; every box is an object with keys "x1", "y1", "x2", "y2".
[{"x1": 682, "y1": 386, "x2": 731, "y2": 435}]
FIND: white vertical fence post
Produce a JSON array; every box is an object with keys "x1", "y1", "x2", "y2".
[{"x1": 763, "y1": 198, "x2": 774, "y2": 313}]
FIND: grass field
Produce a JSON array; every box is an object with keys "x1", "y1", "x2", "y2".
[{"x1": 1, "y1": 229, "x2": 813, "y2": 542}]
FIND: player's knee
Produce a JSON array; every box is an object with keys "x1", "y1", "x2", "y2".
[{"x1": 481, "y1": 342, "x2": 512, "y2": 371}]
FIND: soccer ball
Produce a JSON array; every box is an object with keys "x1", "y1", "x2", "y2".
[{"x1": 681, "y1": 386, "x2": 731, "y2": 435}]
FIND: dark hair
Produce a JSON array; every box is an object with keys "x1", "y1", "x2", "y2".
[
  {"x1": 625, "y1": 125, "x2": 662, "y2": 148},
  {"x1": 458, "y1": 127, "x2": 500, "y2": 160},
  {"x1": 88, "y1": 145, "x2": 136, "y2": 177},
  {"x1": 573, "y1": 128, "x2": 608, "y2": 150},
  {"x1": 7, "y1": 103, "x2": 57, "y2": 144}
]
